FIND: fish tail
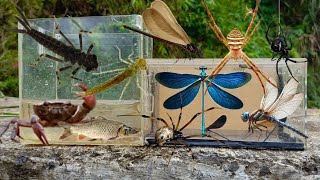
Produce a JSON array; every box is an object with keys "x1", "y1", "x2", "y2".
[{"x1": 57, "y1": 122, "x2": 72, "y2": 139}]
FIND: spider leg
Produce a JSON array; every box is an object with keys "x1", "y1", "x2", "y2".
[
  {"x1": 204, "y1": 53, "x2": 233, "y2": 88},
  {"x1": 244, "y1": 0, "x2": 259, "y2": 39},
  {"x1": 207, "y1": 20, "x2": 229, "y2": 47},
  {"x1": 243, "y1": 20, "x2": 261, "y2": 47},
  {"x1": 265, "y1": 23, "x2": 273, "y2": 45},
  {"x1": 175, "y1": 96, "x2": 183, "y2": 131},
  {"x1": 276, "y1": 58, "x2": 281, "y2": 81},
  {"x1": 166, "y1": 113, "x2": 175, "y2": 131},
  {"x1": 201, "y1": 0, "x2": 228, "y2": 47},
  {"x1": 271, "y1": 52, "x2": 281, "y2": 61},
  {"x1": 285, "y1": 58, "x2": 299, "y2": 82},
  {"x1": 287, "y1": 58, "x2": 308, "y2": 63},
  {"x1": 242, "y1": 53, "x2": 277, "y2": 88},
  {"x1": 179, "y1": 107, "x2": 219, "y2": 131},
  {"x1": 241, "y1": 55, "x2": 266, "y2": 94}
]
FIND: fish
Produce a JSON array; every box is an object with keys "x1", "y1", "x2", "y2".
[{"x1": 58, "y1": 117, "x2": 139, "y2": 141}]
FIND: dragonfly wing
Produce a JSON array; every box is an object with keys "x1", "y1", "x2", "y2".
[
  {"x1": 260, "y1": 77, "x2": 278, "y2": 111},
  {"x1": 206, "y1": 115, "x2": 227, "y2": 130},
  {"x1": 155, "y1": 72, "x2": 200, "y2": 89},
  {"x1": 269, "y1": 93, "x2": 304, "y2": 120},
  {"x1": 150, "y1": 0, "x2": 191, "y2": 44},
  {"x1": 163, "y1": 80, "x2": 201, "y2": 109},
  {"x1": 206, "y1": 83, "x2": 243, "y2": 109},
  {"x1": 123, "y1": 25, "x2": 184, "y2": 47},
  {"x1": 266, "y1": 78, "x2": 299, "y2": 112},
  {"x1": 143, "y1": 8, "x2": 188, "y2": 45},
  {"x1": 213, "y1": 72, "x2": 251, "y2": 89}
]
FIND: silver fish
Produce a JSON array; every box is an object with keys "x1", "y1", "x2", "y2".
[{"x1": 58, "y1": 116, "x2": 139, "y2": 140}]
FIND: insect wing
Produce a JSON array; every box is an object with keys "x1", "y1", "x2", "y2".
[
  {"x1": 266, "y1": 78, "x2": 299, "y2": 112},
  {"x1": 143, "y1": 8, "x2": 188, "y2": 45},
  {"x1": 123, "y1": 25, "x2": 184, "y2": 48},
  {"x1": 163, "y1": 80, "x2": 201, "y2": 109},
  {"x1": 150, "y1": 0, "x2": 191, "y2": 44},
  {"x1": 260, "y1": 77, "x2": 278, "y2": 111},
  {"x1": 206, "y1": 83, "x2": 243, "y2": 109},
  {"x1": 205, "y1": 115, "x2": 227, "y2": 130},
  {"x1": 269, "y1": 93, "x2": 304, "y2": 120},
  {"x1": 213, "y1": 72, "x2": 252, "y2": 89},
  {"x1": 155, "y1": 72, "x2": 200, "y2": 89}
]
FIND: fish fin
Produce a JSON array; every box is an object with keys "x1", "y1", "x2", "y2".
[
  {"x1": 58, "y1": 122, "x2": 72, "y2": 139},
  {"x1": 59, "y1": 130, "x2": 72, "y2": 139},
  {"x1": 78, "y1": 134, "x2": 87, "y2": 140}
]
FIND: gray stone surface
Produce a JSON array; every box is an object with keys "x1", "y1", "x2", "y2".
[{"x1": 0, "y1": 97, "x2": 319, "y2": 179}]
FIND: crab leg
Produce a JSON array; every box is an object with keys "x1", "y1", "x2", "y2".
[{"x1": 29, "y1": 115, "x2": 49, "y2": 145}]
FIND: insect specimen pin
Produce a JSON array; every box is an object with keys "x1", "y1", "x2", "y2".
[
  {"x1": 123, "y1": 0, "x2": 203, "y2": 57},
  {"x1": 201, "y1": 0, "x2": 277, "y2": 94},
  {"x1": 12, "y1": 6, "x2": 98, "y2": 83}
]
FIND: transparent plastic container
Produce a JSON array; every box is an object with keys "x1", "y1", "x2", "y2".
[
  {"x1": 18, "y1": 15, "x2": 153, "y2": 145},
  {"x1": 147, "y1": 58, "x2": 307, "y2": 150}
]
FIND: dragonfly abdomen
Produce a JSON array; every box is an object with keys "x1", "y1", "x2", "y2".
[
  {"x1": 268, "y1": 117, "x2": 308, "y2": 138},
  {"x1": 28, "y1": 29, "x2": 73, "y2": 58}
]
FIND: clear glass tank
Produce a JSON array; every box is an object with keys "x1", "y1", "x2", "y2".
[
  {"x1": 18, "y1": 15, "x2": 153, "y2": 145},
  {"x1": 147, "y1": 58, "x2": 307, "y2": 150}
]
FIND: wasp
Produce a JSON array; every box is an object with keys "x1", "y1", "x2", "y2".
[{"x1": 13, "y1": 6, "x2": 98, "y2": 82}]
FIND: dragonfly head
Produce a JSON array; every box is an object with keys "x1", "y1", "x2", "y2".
[{"x1": 241, "y1": 112, "x2": 250, "y2": 122}]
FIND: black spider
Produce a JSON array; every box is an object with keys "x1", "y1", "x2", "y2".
[{"x1": 266, "y1": 23, "x2": 307, "y2": 82}]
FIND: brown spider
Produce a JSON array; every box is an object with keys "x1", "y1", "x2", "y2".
[{"x1": 201, "y1": 0, "x2": 277, "y2": 94}]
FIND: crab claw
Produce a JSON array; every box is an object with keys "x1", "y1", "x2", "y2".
[
  {"x1": 30, "y1": 115, "x2": 49, "y2": 145},
  {"x1": 76, "y1": 83, "x2": 96, "y2": 110}
]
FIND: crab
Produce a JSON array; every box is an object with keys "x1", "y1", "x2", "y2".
[{"x1": 0, "y1": 84, "x2": 96, "y2": 145}]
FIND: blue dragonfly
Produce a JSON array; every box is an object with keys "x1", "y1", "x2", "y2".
[{"x1": 155, "y1": 66, "x2": 251, "y2": 134}]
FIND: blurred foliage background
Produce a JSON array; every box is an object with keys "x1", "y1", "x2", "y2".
[{"x1": 0, "y1": 0, "x2": 319, "y2": 107}]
